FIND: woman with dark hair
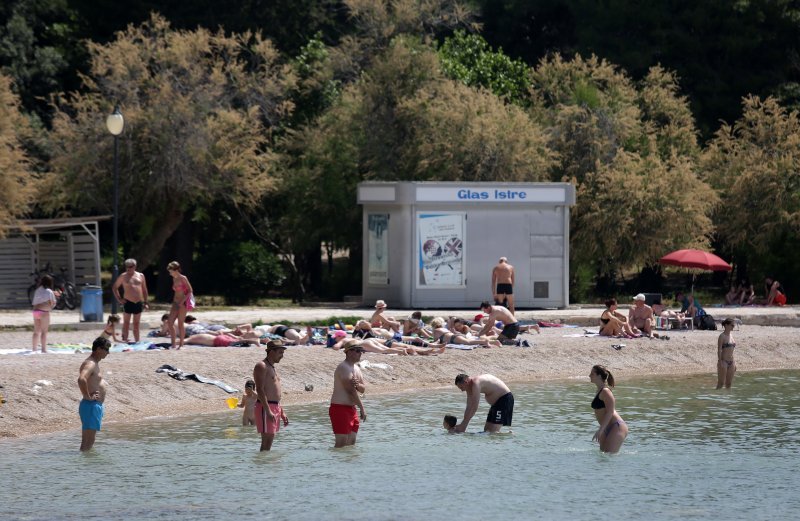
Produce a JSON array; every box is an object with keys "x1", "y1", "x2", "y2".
[
  {"x1": 590, "y1": 365, "x2": 628, "y2": 453},
  {"x1": 716, "y1": 318, "x2": 737, "y2": 389},
  {"x1": 31, "y1": 274, "x2": 58, "y2": 352},
  {"x1": 166, "y1": 261, "x2": 194, "y2": 349},
  {"x1": 599, "y1": 299, "x2": 636, "y2": 338}
]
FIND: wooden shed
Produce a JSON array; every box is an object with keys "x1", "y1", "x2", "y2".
[{"x1": 0, "y1": 216, "x2": 110, "y2": 308}]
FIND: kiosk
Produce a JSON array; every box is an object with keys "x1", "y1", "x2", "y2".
[{"x1": 358, "y1": 182, "x2": 576, "y2": 309}]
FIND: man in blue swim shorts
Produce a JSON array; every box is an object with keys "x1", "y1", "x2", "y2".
[{"x1": 78, "y1": 337, "x2": 111, "y2": 451}]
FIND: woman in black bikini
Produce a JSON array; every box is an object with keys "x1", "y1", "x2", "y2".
[
  {"x1": 716, "y1": 318, "x2": 737, "y2": 389},
  {"x1": 590, "y1": 364, "x2": 628, "y2": 453},
  {"x1": 430, "y1": 317, "x2": 501, "y2": 348},
  {"x1": 598, "y1": 299, "x2": 637, "y2": 338}
]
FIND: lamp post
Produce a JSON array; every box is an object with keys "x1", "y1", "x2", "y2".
[{"x1": 106, "y1": 106, "x2": 124, "y2": 315}]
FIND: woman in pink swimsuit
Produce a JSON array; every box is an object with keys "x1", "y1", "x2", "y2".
[{"x1": 166, "y1": 261, "x2": 194, "y2": 349}]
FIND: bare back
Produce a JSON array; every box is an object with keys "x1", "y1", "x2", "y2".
[
  {"x1": 489, "y1": 305, "x2": 516, "y2": 326},
  {"x1": 473, "y1": 374, "x2": 511, "y2": 405}
]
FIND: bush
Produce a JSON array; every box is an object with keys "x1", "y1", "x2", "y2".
[{"x1": 193, "y1": 241, "x2": 286, "y2": 304}]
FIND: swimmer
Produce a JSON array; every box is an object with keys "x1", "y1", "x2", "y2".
[
  {"x1": 590, "y1": 364, "x2": 628, "y2": 453},
  {"x1": 443, "y1": 414, "x2": 458, "y2": 433},
  {"x1": 716, "y1": 318, "x2": 737, "y2": 389}
]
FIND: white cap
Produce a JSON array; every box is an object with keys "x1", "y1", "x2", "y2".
[{"x1": 633, "y1": 293, "x2": 646, "y2": 301}]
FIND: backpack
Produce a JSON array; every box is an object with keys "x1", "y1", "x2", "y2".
[{"x1": 696, "y1": 313, "x2": 717, "y2": 330}]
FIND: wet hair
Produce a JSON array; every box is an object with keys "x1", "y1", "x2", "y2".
[
  {"x1": 107, "y1": 314, "x2": 120, "y2": 324},
  {"x1": 721, "y1": 318, "x2": 735, "y2": 327},
  {"x1": 184, "y1": 315, "x2": 197, "y2": 323},
  {"x1": 444, "y1": 415, "x2": 457, "y2": 429},
  {"x1": 167, "y1": 261, "x2": 181, "y2": 272},
  {"x1": 592, "y1": 365, "x2": 616, "y2": 387},
  {"x1": 411, "y1": 311, "x2": 422, "y2": 320},
  {"x1": 245, "y1": 379, "x2": 255, "y2": 389},
  {"x1": 92, "y1": 337, "x2": 111, "y2": 352},
  {"x1": 604, "y1": 298, "x2": 617, "y2": 308},
  {"x1": 455, "y1": 373, "x2": 469, "y2": 385},
  {"x1": 39, "y1": 274, "x2": 53, "y2": 289},
  {"x1": 430, "y1": 317, "x2": 445, "y2": 328},
  {"x1": 161, "y1": 313, "x2": 170, "y2": 321},
  {"x1": 479, "y1": 301, "x2": 491, "y2": 310}
]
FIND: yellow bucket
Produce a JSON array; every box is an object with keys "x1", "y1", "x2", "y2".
[{"x1": 226, "y1": 397, "x2": 239, "y2": 409}]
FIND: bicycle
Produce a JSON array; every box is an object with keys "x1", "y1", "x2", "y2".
[{"x1": 28, "y1": 262, "x2": 78, "y2": 310}]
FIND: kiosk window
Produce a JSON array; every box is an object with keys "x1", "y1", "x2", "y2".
[{"x1": 533, "y1": 281, "x2": 549, "y2": 299}]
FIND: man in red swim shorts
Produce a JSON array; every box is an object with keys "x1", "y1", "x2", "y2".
[
  {"x1": 329, "y1": 339, "x2": 367, "y2": 448},
  {"x1": 253, "y1": 340, "x2": 289, "y2": 451}
]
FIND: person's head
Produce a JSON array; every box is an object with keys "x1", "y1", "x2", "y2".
[
  {"x1": 374, "y1": 299, "x2": 387, "y2": 310},
  {"x1": 454, "y1": 373, "x2": 469, "y2": 391},
  {"x1": 411, "y1": 311, "x2": 422, "y2": 320},
  {"x1": 265, "y1": 339, "x2": 287, "y2": 362},
  {"x1": 39, "y1": 274, "x2": 53, "y2": 289},
  {"x1": 590, "y1": 365, "x2": 615, "y2": 387},
  {"x1": 765, "y1": 277, "x2": 773, "y2": 285},
  {"x1": 92, "y1": 337, "x2": 111, "y2": 356},
  {"x1": 604, "y1": 298, "x2": 617, "y2": 309},
  {"x1": 499, "y1": 257, "x2": 507, "y2": 264},
  {"x1": 342, "y1": 339, "x2": 365, "y2": 358},
  {"x1": 124, "y1": 258, "x2": 137, "y2": 271},
  {"x1": 633, "y1": 293, "x2": 646, "y2": 306},
  {"x1": 675, "y1": 292, "x2": 685, "y2": 302},
  {"x1": 244, "y1": 379, "x2": 255, "y2": 392},
  {"x1": 332, "y1": 329, "x2": 348, "y2": 341},
  {"x1": 107, "y1": 314, "x2": 120, "y2": 325},
  {"x1": 355, "y1": 320, "x2": 371, "y2": 331},
  {"x1": 161, "y1": 313, "x2": 170, "y2": 322},
  {"x1": 721, "y1": 318, "x2": 735, "y2": 330},
  {"x1": 167, "y1": 261, "x2": 181, "y2": 274},
  {"x1": 184, "y1": 315, "x2": 197, "y2": 323},
  {"x1": 443, "y1": 415, "x2": 457, "y2": 430},
  {"x1": 479, "y1": 301, "x2": 492, "y2": 312},
  {"x1": 430, "y1": 317, "x2": 445, "y2": 329}
]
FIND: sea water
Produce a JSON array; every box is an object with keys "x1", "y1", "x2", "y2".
[{"x1": 1, "y1": 370, "x2": 799, "y2": 521}]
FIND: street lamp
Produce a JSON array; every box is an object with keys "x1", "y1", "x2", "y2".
[{"x1": 106, "y1": 106, "x2": 124, "y2": 315}]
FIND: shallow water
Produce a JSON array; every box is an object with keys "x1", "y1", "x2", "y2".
[{"x1": 2, "y1": 370, "x2": 799, "y2": 521}]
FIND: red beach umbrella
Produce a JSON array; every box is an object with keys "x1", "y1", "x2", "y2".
[{"x1": 658, "y1": 249, "x2": 732, "y2": 271}]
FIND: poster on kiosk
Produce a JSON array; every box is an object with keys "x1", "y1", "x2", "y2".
[{"x1": 417, "y1": 213, "x2": 465, "y2": 287}]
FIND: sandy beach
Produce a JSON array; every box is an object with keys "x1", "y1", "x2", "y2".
[{"x1": 2, "y1": 319, "x2": 799, "y2": 440}]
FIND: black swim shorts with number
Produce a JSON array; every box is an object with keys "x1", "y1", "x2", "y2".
[
  {"x1": 487, "y1": 392, "x2": 514, "y2": 426},
  {"x1": 500, "y1": 322, "x2": 520, "y2": 340}
]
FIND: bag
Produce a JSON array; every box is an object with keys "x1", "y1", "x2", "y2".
[
  {"x1": 185, "y1": 292, "x2": 196, "y2": 311},
  {"x1": 696, "y1": 313, "x2": 717, "y2": 330}
]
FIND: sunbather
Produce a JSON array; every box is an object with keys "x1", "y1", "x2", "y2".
[
  {"x1": 430, "y1": 317, "x2": 500, "y2": 348},
  {"x1": 599, "y1": 299, "x2": 637, "y2": 338}
]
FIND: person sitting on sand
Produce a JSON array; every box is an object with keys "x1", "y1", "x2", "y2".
[
  {"x1": 599, "y1": 299, "x2": 637, "y2": 338},
  {"x1": 100, "y1": 314, "x2": 123, "y2": 343},
  {"x1": 764, "y1": 278, "x2": 787, "y2": 306},
  {"x1": 401, "y1": 311, "x2": 433, "y2": 339},
  {"x1": 677, "y1": 292, "x2": 704, "y2": 321},
  {"x1": 628, "y1": 294, "x2": 664, "y2": 339},
  {"x1": 652, "y1": 301, "x2": 687, "y2": 329},
  {"x1": 738, "y1": 279, "x2": 755, "y2": 305},
  {"x1": 370, "y1": 300, "x2": 402, "y2": 332},
  {"x1": 238, "y1": 379, "x2": 258, "y2": 426},
  {"x1": 430, "y1": 317, "x2": 501, "y2": 348}
]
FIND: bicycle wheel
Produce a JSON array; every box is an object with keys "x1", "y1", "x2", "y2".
[
  {"x1": 54, "y1": 288, "x2": 66, "y2": 310},
  {"x1": 63, "y1": 283, "x2": 78, "y2": 310}
]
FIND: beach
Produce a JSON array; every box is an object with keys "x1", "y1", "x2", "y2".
[{"x1": 2, "y1": 312, "x2": 799, "y2": 439}]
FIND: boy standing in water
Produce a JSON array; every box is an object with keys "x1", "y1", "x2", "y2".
[
  {"x1": 77, "y1": 337, "x2": 111, "y2": 451},
  {"x1": 238, "y1": 379, "x2": 258, "y2": 426}
]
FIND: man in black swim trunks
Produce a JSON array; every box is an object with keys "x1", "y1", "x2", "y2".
[
  {"x1": 491, "y1": 257, "x2": 515, "y2": 314},
  {"x1": 453, "y1": 373, "x2": 513, "y2": 433},
  {"x1": 112, "y1": 258, "x2": 149, "y2": 342},
  {"x1": 478, "y1": 301, "x2": 520, "y2": 344}
]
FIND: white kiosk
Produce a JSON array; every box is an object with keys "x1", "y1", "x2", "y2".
[{"x1": 358, "y1": 181, "x2": 576, "y2": 309}]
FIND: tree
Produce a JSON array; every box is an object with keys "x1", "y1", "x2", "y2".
[
  {"x1": 0, "y1": 74, "x2": 38, "y2": 237},
  {"x1": 701, "y1": 95, "x2": 800, "y2": 281},
  {"x1": 46, "y1": 14, "x2": 295, "y2": 273}
]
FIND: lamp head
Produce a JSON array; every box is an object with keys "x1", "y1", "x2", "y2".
[{"x1": 106, "y1": 106, "x2": 124, "y2": 136}]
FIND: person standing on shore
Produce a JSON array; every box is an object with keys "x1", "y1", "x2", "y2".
[
  {"x1": 112, "y1": 258, "x2": 149, "y2": 342},
  {"x1": 491, "y1": 257, "x2": 515, "y2": 314},
  {"x1": 31, "y1": 274, "x2": 58, "y2": 353},
  {"x1": 453, "y1": 373, "x2": 514, "y2": 433},
  {"x1": 253, "y1": 340, "x2": 289, "y2": 451},
  {"x1": 477, "y1": 301, "x2": 520, "y2": 344},
  {"x1": 166, "y1": 261, "x2": 194, "y2": 350},
  {"x1": 590, "y1": 365, "x2": 628, "y2": 453},
  {"x1": 77, "y1": 337, "x2": 111, "y2": 451},
  {"x1": 330, "y1": 339, "x2": 367, "y2": 448},
  {"x1": 716, "y1": 318, "x2": 737, "y2": 389}
]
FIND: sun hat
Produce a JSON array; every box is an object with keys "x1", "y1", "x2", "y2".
[
  {"x1": 633, "y1": 293, "x2": 646, "y2": 301},
  {"x1": 473, "y1": 313, "x2": 484, "y2": 322},
  {"x1": 375, "y1": 299, "x2": 387, "y2": 309},
  {"x1": 332, "y1": 330, "x2": 347, "y2": 339},
  {"x1": 265, "y1": 339, "x2": 286, "y2": 351}
]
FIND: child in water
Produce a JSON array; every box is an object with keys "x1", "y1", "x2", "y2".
[
  {"x1": 238, "y1": 379, "x2": 258, "y2": 426},
  {"x1": 101, "y1": 315, "x2": 122, "y2": 343},
  {"x1": 443, "y1": 415, "x2": 458, "y2": 433}
]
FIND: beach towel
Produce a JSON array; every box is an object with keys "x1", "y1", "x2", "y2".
[
  {"x1": 155, "y1": 364, "x2": 238, "y2": 393},
  {"x1": 445, "y1": 344, "x2": 474, "y2": 350}
]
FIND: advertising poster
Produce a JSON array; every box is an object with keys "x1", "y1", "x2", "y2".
[
  {"x1": 417, "y1": 213, "x2": 465, "y2": 287},
  {"x1": 367, "y1": 214, "x2": 389, "y2": 285}
]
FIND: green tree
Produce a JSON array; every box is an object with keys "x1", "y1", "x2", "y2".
[
  {"x1": 46, "y1": 14, "x2": 295, "y2": 272},
  {"x1": 0, "y1": 73, "x2": 38, "y2": 237},
  {"x1": 701, "y1": 95, "x2": 800, "y2": 282}
]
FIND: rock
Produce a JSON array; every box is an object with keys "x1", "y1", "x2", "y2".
[{"x1": 304, "y1": 384, "x2": 314, "y2": 392}]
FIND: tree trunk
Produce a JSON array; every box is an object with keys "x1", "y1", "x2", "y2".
[
  {"x1": 155, "y1": 213, "x2": 195, "y2": 301},
  {"x1": 130, "y1": 207, "x2": 185, "y2": 270}
]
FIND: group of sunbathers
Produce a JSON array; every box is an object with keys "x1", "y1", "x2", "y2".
[{"x1": 148, "y1": 315, "x2": 315, "y2": 347}]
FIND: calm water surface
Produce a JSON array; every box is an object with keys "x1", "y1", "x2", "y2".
[{"x1": 2, "y1": 370, "x2": 799, "y2": 520}]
